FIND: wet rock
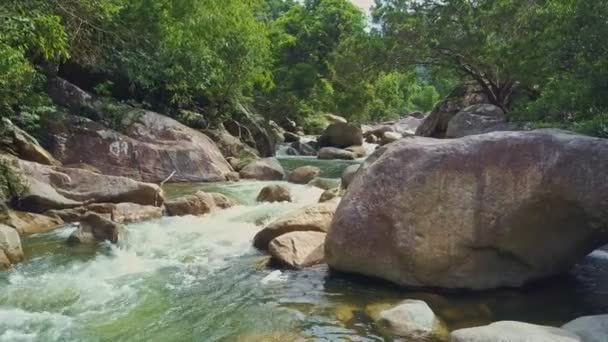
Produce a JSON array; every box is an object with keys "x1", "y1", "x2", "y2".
[
  {"x1": 380, "y1": 131, "x2": 402, "y2": 146},
  {"x1": 257, "y1": 185, "x2": 292, "y2": 203},
  {"x1": 1, "y1": 208, "x2": 63, "y2": 235},
  {"x1": 283, "y1": 132, "x2": 300, "y2": 143},
  {"x1": 374, "y1": 300, "x2": 446, "y2": 340},
  {"x1": 344, "y1": 145, "x2": 366, "y2": 158},
  {"x1": 0, "y1": 118, "x2": 60, "y2": 166},
  {"x1": 269, "y1": 231, "x2": 326, "y2": 269},
  {"x1": 318, "y1": 147, "x2": 356, "y2": 160},
  {"x1": 291, "y1": 141, "x2": 318, "y2": 156},
  {"x1": 446, "y1": 104, "x2": 515, "y2": 138},
  {"x1": 365, "y1": 134, "x2": 379, "y2": 144},
  {"x1": 451, "y1": 321, "x2": 580, "y2": 342},
  {"x1": 226, "y1": 157, "x2": 241, "y2": 171},
  {"x1": 319, "y1": 188, "x2": 341, "y2": 203},
  {"x1": 239, "y1": 158, "x2": 285, "y2": 181},
  {"x1": 236, "y1": 331, "x2": 306, "y2": 342},
  {"x1": 68, "y1": 213, "x2": 124, "y2": 244},
  {"x1": 0, "y1": 224, "x2": 24, "y2": 268},
  {"x1": 341, "y1": 164, "x2": 360, "y2": 189},
  {"x1": 307, "y1": 177, "x2": 340, "y2": 190},
  {"x1": 165, "y1": 191, "x2": 235, "y2": 216},
  {"x1": 2, "y1": 156, "x2": 163, "y2": 213},
  {"x1": 226, "y1": 172, "x2": 240, "y2": 182},
  {"x1": 318, "y1": 123, "x2": 363, "y2": 149},
  {"x1": 562, "y1": 314, "x2": 608, "y2": 342},
  {"x1": 268, "y1": 120, "x2": 286, "y2": 144},
  {"x1": 46, "y1": 202, "x2": 162, "y2": 224},
  {"x1": 325, "y1": 114, "x2": 348, "y2": 124},
  {"x1": 288, "y1": 166, "x2": 321, "y2": 184},
  {"x1": 326, "y1": 130, "x2": 608, "y2": 290},
  {"x1": 253, "y1": 201, "x2": 338, "y2": 250}
]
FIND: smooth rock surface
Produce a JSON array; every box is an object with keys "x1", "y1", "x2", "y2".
[
  {"x1": 165, "y1": 191, "x2": 235, "y2": 216},
  {"x1": 239, "y1": 158, "x2": 285, "y2": 181},
  {"x1": 1, "y1": 208, "x2": 63, "y2": 235},
  {"x1": 341, "y1": 164, "x2": 360, "y2": 189},
  {"x1": 46, "y1": 202, "x2": 162, "y2": 224},
  {"x1": 67, "y1": 213, "x2": 123, "y2": 244},
  {"x1": 269, "y1": 231, "x2": 326, "y2": 269},
  {"x1": 375, "y1": 300, "x2": 444, "y2": 339},
  {"x1": 318, "y1": 123, "x2": 363, "y2": 148},
  {"x1": 0, "y1": 224, "x2": 24, "y2": 267},
  {"x1": 326, "y1": 130, "x2": 608, "y2": 289},
  {"x1": 562, "y1": 315, "x2": 608, "y2": 342},
  {"x1": 256, "y1": 185, "x2": 292, "y2": 203},
  {"x1": 318, "y1": 147, "x2": 356, "y2": 160},
  {"x1": 450, "y1": 321, "x2": 581, "y2": 342},
  {"x1": 319, "y1": 188, "x2": 341, "y2": 203},
  {"x1": 0, "y1": 118, "x2": 60, "y2": 166},
  {"x1": 446, "y1": 104, "x2": 513, "y2": 138},
  {"x1": 288, "y1": 166, "x2": 321, "y2": 184}
]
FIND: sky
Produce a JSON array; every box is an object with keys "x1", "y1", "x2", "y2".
[{"x1": 351, "y1": 0, "x2": 374, "y2": 12}]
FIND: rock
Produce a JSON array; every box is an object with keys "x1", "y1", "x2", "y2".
[
  {"x1": 1, "y1": 208, "x2": 63, "y2": 235},
  {"x1": 253, "y1": 201, "x2": 338, "y2": 250},
  {"x1": 0, "y1": 224, "x2": 24, "y2": 267},
  {"x1": 307, "y1": 177, "x2": 341, "y2": 190},
  {"x1": 0, "y1": 118, "x2": 60, "y2": 166},
  {"x1": 239, "y1": 158, "x2": 285, "y2": 181},
  {"x1": 67, "y1": 213, "x2": 124, "y2": 244},
  {"x1": 416, "y1": 83, "x2": 488, "y2": 138},
  {"x1": 46, "y1": 202, "x2": 162, "y2": 224},
  {"x1": 288, "y1": 166, "x2": 321, "y2": 184},
  {"x1": 450, "y1": 321, "x2": 581, "y2": 342},
  {"x1": 318, "y1": 147, "x2": 356, "y2": 160},
  {"x1": 291, "y1": 141, "x2": 318, "y2": 156},
  {"x1": 319, "y1": 188, "x2": 341, "y2": 203},
  {"x1": 236, "y1": 332, "x2": 306, "y2": 342},
  {"x1": 374, "y1": 300, "x2": 445, "y2": 340},
  {"x1": 283, "y1": 132, "x2": 300, "y2": 143},
  {"x1": 325, "y1": 114, "x2": 348, "y2": 124},
  {"x1": 446, "y1": 104, "x2": 514, "y2": 138},
  {"x1": 3, "y1": 156, "x2": 163, "y2": 213},
  {"x1": 326, "y1": 130, "x2": 608, "y2": 289},
  {"x1": 268, "y1": 120, "x2": 286, "y2": 144},
  {"x1": 318, "y1": 123, "x2": 363, "y2": 148},
  {"x1": 380, "y1": 131, "x2": 403, "y2": 145},
  {"x1": 562, "y1": 315, "x2": 608, "y2": 342},
  {"x1": 204, "y1": 126, "x2": 260, "y2": 161},
  {"x1": 226, "y1": 157, "x2": 241, "y2": 170},
  {"x1": 226, "y1": 172, "x2": 240, "y2": 182},
  {"x1": 225, "y1": 104, "x2": 276, "y2": 158},
  {"x1": 269, "y1": 231, "x2": 326, "y2": 268},
  {"x1": 165, "y1": 191, "x2": 235, "y2": 216},
  {"x1": 47, "y1": 79, "x2": 234, "y2": 182},
  {"x1": 365, "y1": 134, "x2": 379, "y2": 144},
  {"x1": 340, "y1": 164, "x2": 360, "y2": 189},
  {"x1": 63, "y1": 163, "x2": 101, "y2": 174},
  {"x1": 282, "y1": 118, "x2": 298, "y2": 133},
  {"x1": 257, "y1": 185, "x2": 292, "y2": 203},
  {"x1": 344, "y1": 145, "x2": 366, "y2": 158}
]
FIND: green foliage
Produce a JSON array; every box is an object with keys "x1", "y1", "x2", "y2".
[{"x1": 0, "y1": 159, "x2": 27, "y2": 203}]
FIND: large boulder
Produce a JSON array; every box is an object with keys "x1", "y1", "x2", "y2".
[
  {"x1": 0, "y1": 224, "x2": 24, "y2": 268},
  {"x1": 47, "y1": 78, "x2": 233, "y2": 182},
  {"x1": 1, "y1": 207, "x2": 63, "y2": 235},
  {"x1": 253, "y1": 201, "x2": 338, "y2": 250},
  {"x1": 165, "y1": 191, "x2": 235, "y2": 216},
  {"x1": 269, "y1": 231, "x2": 326, "y2": 269},
  {"x1": 562, "y1": 315, "x2": 608, "y2": 342},
  {"x1": 67, "y1": 213, "x2": 124, "y2": 244},
  {"x1": 326, "y1": 130, "x2": 608, "y2": 290},
  {"x1": 318, "y1": 123, "x2": 363, "y2": 148},
  {"x1": 446, "y1": 104, "x2": 514, "y2": 138},
  {"x1": 46, "y1": 202, "x2": 162, "y2": 224},
  {"x1": 366, "y1": 116, "x2": 424, "y2": 140},
  {"x1": 0, "y1": 118, "x2": 60, "y2": 166},
  {"x1": 288, "y1": 166, "x2": 321, "y2": 184},
  {"x1": 318, "y1": 147, "x2": 356, "y2": 160},
  {"x1": 380, "y1": 131, "x2": 402, "y2": 146},
  {"x1": 450, "y1": 321, "x2": 580, "y2": 342},
  {"x1": 239, "y1": 158, "x2": 285, "y2": 181},
  {"x1": 256, "y1": 185, "x2": 292, "y2": 203},
  {"x1": 341, "y1": 164, "x2": 360, "y2": 189},
  {"x1": 291, "y1": 141, "x2": 318, "y2": 156},
  {"x1": 373, "y1": 300, "x2": 446, "y2": 340},
  {"x1": 204, "y1": 126, "x2": 260, "y2": 161},
  {"x1": 3, "y1": 156, "x2": 163, "y2": 213},
  {"x1": 416, "y1": 83, "x2": 488, "y2": 138},
  {"x1": 325, "y1": 114, "x2": 348, "y2": 124}
]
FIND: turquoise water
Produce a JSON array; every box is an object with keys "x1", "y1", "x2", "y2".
[{"x1": 1, "y1": 161, "x2": 607, "y2": 341}]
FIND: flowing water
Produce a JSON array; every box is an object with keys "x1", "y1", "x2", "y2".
[{"x1": 1, "y1": 158, "x2": 608, "y2": 341}]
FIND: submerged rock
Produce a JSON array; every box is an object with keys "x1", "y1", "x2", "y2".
[
  {"x1": 253, "y1": 201, "x2": 338, "y2": 250},
  {"x1": 165, "y1": 191, "x2": 235, "y2": 216},
  {"x1": 0, "y1": 224, "x2": 24, "y2": 268},
  {"x1": 46, "y1": 202, "x2": 162, "y2": 224},
  {"x1": 67, "y1": 213, "x2": 124, "y2": 245},
  {"x1": 239, "y1": 158, "x2": 285, "y2": 181},
  {"x1": 269, "y1": 231, "x2": 326, "y2": 269},
  {"x1": 318, "y1": 123, "x2": 363, "y2": 148},
  {"x1": 326, "y1": 130, "x2": 608, "y2": 290},
  {"x1": 256, "y1": 185, "x2": 292, "y2": 203},
  {"x1": 374, "y1": 300, "x2": 446, "y2": 340},
  {"x1": 562, "y1": 314, "x2": 608, "y2": 342},
  {"x1": 318, "y1": 147, "x2": 356, "y2": 160},
  {"x1": 288, "y1": 166, "x2": 321, "y2": 184},
  {"x1": 450, "y1": 321, "x2": 580, "y2": 342}
]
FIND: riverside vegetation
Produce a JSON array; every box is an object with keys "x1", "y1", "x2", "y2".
[{"x1": 1, "y1": 0, "x2": 608, "y2": 341}]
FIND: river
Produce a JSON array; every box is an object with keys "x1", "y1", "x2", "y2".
[{"x1": 1, "y1": 157, "x2": 607, "y2": 341}]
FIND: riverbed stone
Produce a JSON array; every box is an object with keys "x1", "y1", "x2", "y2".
[
  {"x1": 326, "y1": 130, "x2": 608, "y2": 290},
  {"x1": 340, "y1": 164, "x2": 360, "y2": 189},
  {"x1": 318, "y1": 123, "x2": 363, "y2": 148},
  {"x1": 288, "y1": 166, "x2": 321, "y2": 184},
  {"x1": 0, "y1": 224, "x2": 24, "y2": 267},
  {"x1": 308, "y1": 177, "x2": 341, "y2": 190},
  {"x1": 239, "y1": 158, "x2": 285, "y2": 181},
  {"x1": 257, "y1": 185, "x2": 292, "y2": 203},
  {"x1": 67, "y1": 213, "x2": 124, "y2": 244},
  {"x1": 374, "y1": 300, "x2": 446, "y2": 340},
  {"x1": 344, "y1": 145, "x2": 367, "y2": 158},
  {"x1": 253, "y1": 201, "x2": 338, "y2": 250},
  {"x1": 1, "y1": 208, "x2": 64, "y2": 235},
  {"x1": 319, "y1": 187, "x2": 342, "y2": 203},
  {"x1": 291, "y1": 141, "x2": 317, "y2": 156},
  {"x1": 165, "y1": 191, "x2": 235, "y2": 216},
  {"x1": 46, "y1": 202, "x2": 163, "y2": 224},
  {"x1": 380, "y1": 131, "x2": 402, "y2": 145},
  {"x1": 269, "y1": 231, "x2": 326, "y2": 268},
  {"x1": 318, "y1": 147, "x2": 356, "y2": 160},
  {"x1": 450, "y1": 321, "x2": 581, "y2": 342},
  {"x1": 325, "y1": 114, "x2": 348, "y2": 124},
  {"x1": 562, "y1": 314, "x2": 608, "y2": 342}
]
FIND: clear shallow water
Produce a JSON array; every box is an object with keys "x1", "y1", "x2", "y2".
[{"x1": 1, "y1": 178, "x2": 608, "y2": 341}]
